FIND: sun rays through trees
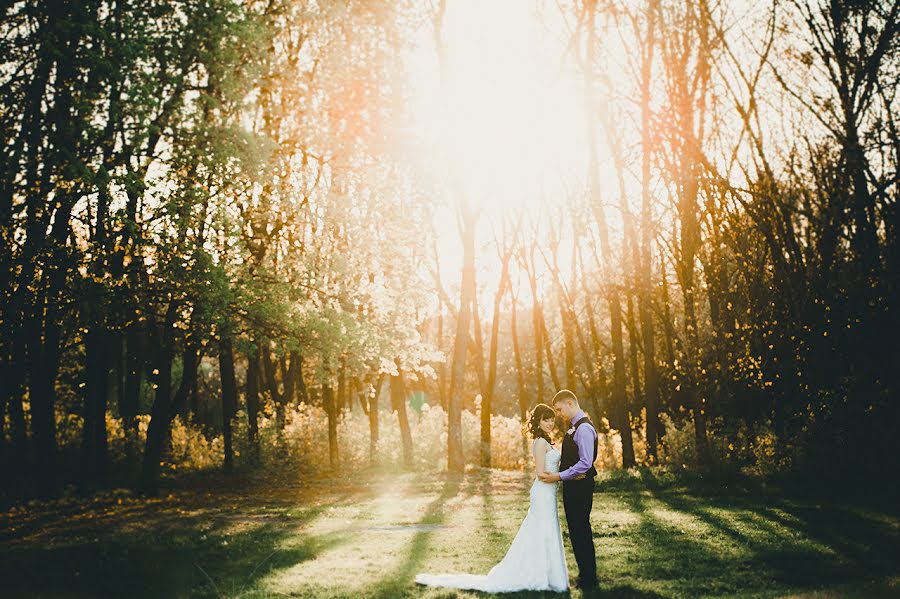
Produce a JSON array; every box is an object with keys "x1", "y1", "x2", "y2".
[{"x1": 1, "y1": 0, "x2": 898, "y2": 503}]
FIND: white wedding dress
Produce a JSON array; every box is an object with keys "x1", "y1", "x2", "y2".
[{"x1": 415, "y1": 438, "x2": 569, "y2": 593}]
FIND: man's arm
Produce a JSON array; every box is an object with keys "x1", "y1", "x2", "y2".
[{"x1": 557, "y1": 424, "x2": 596, "y2": 481}]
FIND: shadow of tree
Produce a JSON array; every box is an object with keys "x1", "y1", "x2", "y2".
[
  {"x1": 6, "y1": 468, "x2": 897, "y2": 598},
  {"x1": 0, "y1": 496, "x2": 361, "y2": 598},
  {"x1": 634, "y1": 467, "x2": 900, "y2": 594},
  {"x1": 1, "y1": 522, "x2": 316, "y2": 598},
  {"x1": 477, "y1": 468, "x2": 503, "y2": 549},
  {"x1": 616, "y1": 486, "x2": 760, "y2": 596},
  {"x1": 370, "y1": 473, "x2": 463, "y2": 599}
]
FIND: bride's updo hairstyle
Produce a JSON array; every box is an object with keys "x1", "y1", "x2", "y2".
[{"x1": 523, "y1": 403, "x2": 556, "y2": 444}]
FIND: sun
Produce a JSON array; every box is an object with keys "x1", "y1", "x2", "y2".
[{"x1": 401, "y1": 0, "x2": 629, "y2": 311}]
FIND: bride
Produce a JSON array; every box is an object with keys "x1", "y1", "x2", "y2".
[{"x1": 414, "y1": 403, "x2": 569, "y2": 593}]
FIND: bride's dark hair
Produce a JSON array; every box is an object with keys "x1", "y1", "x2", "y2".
[{"x1": 523, "y1": 403, "x2": 556, "y2": 444}]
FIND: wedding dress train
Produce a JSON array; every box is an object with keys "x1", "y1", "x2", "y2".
[{"x1": 414, "y1": 439, "x2": 569, "y2": 593}]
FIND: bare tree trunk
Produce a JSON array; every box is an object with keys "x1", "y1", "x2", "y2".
[
  {"x1": 189, "y1": 362, "x2": 202, "y2": 428},
  {"x1": 625, "y1": 293, "x2": 643, "y2": 419},
  {"x1": 471, "y1": 294, "x2": 487, "y2": 395},
  {"x1": 369, "y1": 373, "x2": 385, "y2": 464},
  {"x1": 540, "y1": 307, "x2": 562, "y2": 391},
  {"x1": 245, "y1": 346, "x2": 261, "y2": 464},
  {"x1": 638, "y1": 2, "x2": 661, "y2": 458},
  {"x1": 171, "y1": 309, "x2": 201, "y2": 423},
  {"x1": 510, "y1": 293, "x2": 529, "y2": 457},
  {"x1": 572, "y1": 294, "x2": 601, "y2": 422},
  {"x1": 1, "y1": 372, "x2": 27, "y2": 463},
  {"x1": 580, "y1": 3, "x2": 636, "y2": 469},
  {"x1": 323, "y1": 376, "x2": 339, "y2": 468},
  {"x1": 530, "y1": 275, "x2": 544, "y2": 402},
  {"x1": 392, "y1": 361, "x2": 413, "y2": 469},
  {"x1": 138, "y1": 301, "x2": 179, "y2": 495},
  {"x1": 658, "y1": 0, "x2": 715, "y2": 467},
  {"x1": 482, "y1": 249, "x2": 511, "y2": 467},
  {"x1": 219, "y1": 335, "x2": 237, "y2": 474},
  {"x1": 24, "y1": 216, "x2": 71, "y2": 495},
  {"x1": 520, "y1": 247, "x2": 545, "y2": 402},
  {"x1": 434, "y1": 0, "x2": 472, "y2": 473},
  {"x1": 81, "y1": 326, "x2": 111, "y2": 485},
  {"x1": 470, "y1": 286, "x2": 490, "y2": 464},
  {"x1": 436, "y1": 305, "x2": 448, "y2": 410},
  {"x1": 560, "y1": 289, "x2": 578, "y2": 392},
  {"x1": 446, "y1": 214, "x2": 474, "y2": 473},
  {"x1": 294, "y1": 352, "x2": 308, "y2": 405},
  {"x1": 545, "y1": 233, "x2": 578, "y2": 391},
  {"x1": 337, "y1": 359, "x2": 347, "y2": 414},
  {"x1": 282, "y1": 351, "x2": 299, "y2": 408},
  {"x1": 660, "y1": 254, "x2": 677, "y2": 371},
  {"x1": 577, "y1": 243, "x2": 610, "y2": 423},
  {"x1": 261, "y1": 344, "x2": 286, "y2": 432}
]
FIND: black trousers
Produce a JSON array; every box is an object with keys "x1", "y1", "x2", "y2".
[{"x1": 562, "y1": 477, "x2": 597, "y2": 583}]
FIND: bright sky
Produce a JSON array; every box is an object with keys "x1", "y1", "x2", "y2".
[
  {"x1": 401, "y1": 0, "x2": 610, "y2": 309},
  {"x1": 397, "y1": 0, "x2": 782, "y2": 320}
]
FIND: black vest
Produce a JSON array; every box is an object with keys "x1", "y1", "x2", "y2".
[{"x1": 560, "y1": 416, "x2": 598, "y2": 478}]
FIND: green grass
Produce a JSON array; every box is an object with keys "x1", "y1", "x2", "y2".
[{"x1": 1, "y1": 467, "x2": 898, "y2": 598}]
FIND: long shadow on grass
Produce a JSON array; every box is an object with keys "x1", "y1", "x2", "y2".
[
  {"x1": 1, "y1": 523, "x2": 314, "y2": 599},
  {"x1": 612, "y1": 486, "x2": 762, "y2": 597},
  {"x1": 636, "y1": 468, "x2": 900, "y2": 595},
  {"x1": 370, "y1": 473, "x2": 464, "y2": 599},
  {"x1": 0, "y1": 499, "x2": 355, "y2": 598},
  {"x1": 476, "y1": 469, "x2": 503, "y2": 552},
  {"x1": 757, "y1": 500, "x2": 900, "y2": 575}
]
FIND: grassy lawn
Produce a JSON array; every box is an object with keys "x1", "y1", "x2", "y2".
[{"x1": 1, "y1": 467, "x2": 898, "y2": 598}]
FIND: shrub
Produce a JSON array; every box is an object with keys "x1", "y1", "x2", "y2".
[{"x1": 45, "y1": 397, "x2": 808, "y2": 480}]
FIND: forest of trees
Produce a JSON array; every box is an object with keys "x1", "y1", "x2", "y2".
[{"x1": 1, "y1": 0, "x2": 898, "y2": 499}]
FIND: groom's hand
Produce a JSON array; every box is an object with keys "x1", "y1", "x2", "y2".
[{"x1": 539, "y1": 472, "x2": 561, "y2": 483}]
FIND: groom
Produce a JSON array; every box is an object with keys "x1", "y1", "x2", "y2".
[{"x1": 539, "y1": 389, "x2": 599, "y2": 591}]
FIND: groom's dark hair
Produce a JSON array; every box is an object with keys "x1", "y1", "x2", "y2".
[{"x1": 551, "y1": 389, "x2": 578, "y2": 405}]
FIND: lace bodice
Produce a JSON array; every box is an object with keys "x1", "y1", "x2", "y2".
[
  {"x1": 544, "y1": 445, "x2": 561, "y2": 474},
  {"x1": 536, "y1": 438, "x2": 561, "y2": 474}
]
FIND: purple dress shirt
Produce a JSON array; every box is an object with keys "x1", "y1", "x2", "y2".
[{"x1": 558, "y1": 409, "x2": 597, "y2": 481}]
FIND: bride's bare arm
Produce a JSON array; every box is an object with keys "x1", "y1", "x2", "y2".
[{"x1": 532, "y1": 438, "x2": 548, "y2": 479}]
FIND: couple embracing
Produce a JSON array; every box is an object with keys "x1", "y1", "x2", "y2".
[{"x1": 415, "y1": 389, "x2": 600, "y2": 593}]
